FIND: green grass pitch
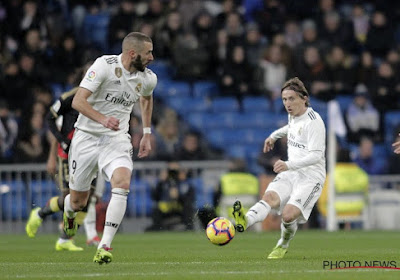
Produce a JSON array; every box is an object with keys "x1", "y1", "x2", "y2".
[{"x1": 1, "y1": 230, "x2": 399, "y2": 279}]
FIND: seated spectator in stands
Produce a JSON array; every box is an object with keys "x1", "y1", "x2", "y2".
[
  {"x1": 351, "y1": 4, "x2": 369, "y2": 47},
  {"x1": 353, "y1": 136, "x2": 386, "y2": 175},
  {"x1": 146, "y1": 161, "x2": 195, "y2": 231},
  {"x1": 154, "y1": 114, "x2": 181, "y2": 161},
  {"x1": 14, "y1": 131, "x2": 49, "y2": 163},
  {"x1": 355, "y1": 51, "x2": 376, "y2": 90},
  {"x1": 371, "y1": 61, "x2": 399, "y2": 112},
  {"x1": 244, "y1": 22, "x2": 268, "y2": 69},
  {"x1": 107, "y1": 0, "x2": 137, "y2": 53},
  {"x1": 326, "y1": 45, "x2": 356, "y2": 95},
  {"x1": 259, "y1": 44, "x2": 287, "y2": 100},
  {"x1": 365, "y1": 10, "x2": 394, "y2": 59},
  {"x1": 172, "y1": 32, "x2": 211, "y2": 81},
  {"x1": 318, "y1": 11, "x2": 356, "y2": 53},
  {"x1": 296, "y1": 45, "x2": 333, "y2": 101},
  {"x1": 218, "y1": 45, "x2": 254, "y2": 102},
  {"x1": 284, "y1": 20, "x2": 302, "y2": 50},
  {"x1": 154, "y1": 10, "x2": 183, "y2": 59},
  {"x1": 0, "y1": 100, "x2": 18, "y2": 163},
  {"x1": 345, "y1": 84, "x2": 380, "y2": 143},
  {"x1": 175, "y1": 131, "x2": 208, "y2": 161}
]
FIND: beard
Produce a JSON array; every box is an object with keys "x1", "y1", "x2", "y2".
[{"x1": 131, "y1": 55, "x2": 145, "y2": 72}]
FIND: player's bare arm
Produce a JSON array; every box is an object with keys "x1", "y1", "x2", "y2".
[
  {"x1": 138, "y1": 95, "x2": 153, "y2": 158},
  {"x1": 392, "y1": 133, "x2": 400, "y2": 154},
  {"x1": 263, "y1": 137, "x2": 276, "y2": 153},
  {"x1": 46, "y1": 135, "x2": 57, "y2": 175},
  {"x1": 72, "y1": 87, "x2": 120, "y2": 131},
  {"x1": 273, "y1": 159, "x2": 288, "y2": 173}
]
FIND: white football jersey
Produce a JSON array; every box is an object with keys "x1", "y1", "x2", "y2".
[
  {"x1": 76, "y1": 54, "x2": 157, "y2": 136},
  {"x1": 271, "y1": 107, "x2": 326, "y2": 181}
]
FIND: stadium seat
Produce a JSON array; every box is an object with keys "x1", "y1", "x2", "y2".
[
  {"x1": 50, "y1": 83, "x2": 64, "y2": 99},
  {"x1": 147, "y1": 60, "x2": 173, "y2": 80},
  {"x1": 211, "y1": 97, "x2": 240, "y2": 113},
  {"x1": 82, "y1": 12, "x2": 110, "y2": 51},
  {"x1": 335, "y1": 95, "x2": 353, "y2": 114},
  {"x1": 311, "y1": 98, "x2": 328, "y2": 115},
  {"x1": 192, "y1": 81, "x2": 220, "y2": 98},
  {"x1": 157, "y1": 80, "x2": 191, "y2": 98},
  {"x1": 164, "y1": 97, "x2": 211, "y2": 115},
  {"x1": 242, "y1": 96, "x2": 271, "y2": 113},
  {"x1": 384, "y1": 110, "x2": 400, "y2": 144}
]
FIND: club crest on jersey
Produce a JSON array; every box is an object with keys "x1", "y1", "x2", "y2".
[
  {"x1": 86, "y1": 70, "x2": 96, "y2": 82},
  {"x1": 115, "y1": 67, "x2": 122, "y2": 78},
  {"x1": 135, "y1": 83, "x2": 142, "y2": 92},
  {"x1": 298, "y1": 127, "x2": 303, "y2": 135}
]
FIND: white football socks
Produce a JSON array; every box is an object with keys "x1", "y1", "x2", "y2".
[
  {"x1": 84, "y1": 196, "x2": 98, "y2": 241},
  {"x1": 98, "y1": 188, "x2": 129, "y2": 249},
  {"x1": 64, "y1": 194, "x2": 77, "y2": 219},
  {"x1": 277, "y1": 220, "x2": 298, "y2": 248},
  {"x1": 246, "y1": 200, "x2": 271, "y2": 228}
]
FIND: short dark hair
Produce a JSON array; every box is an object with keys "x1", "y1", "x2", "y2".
[
  {"x1": 122, "y1": 32, "x2": 152, "y2": 52},
  {"x1": 281, "y1": 77, "x2": 309, "y2": 106}
]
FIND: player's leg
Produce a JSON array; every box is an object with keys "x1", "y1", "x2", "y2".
[
  {"x1": 26, "y1": 157, "x2": 68, "y2": 238},
  {"x1": 85, "y1": 185, "x2": 100, "y2": 246},
  {"x1": 233, "y1": 174, "x2": 291, "y2": 232},
  {"x1": 267, "y1": 204, "x2": 301, "y2": 259},
  {"x1": 268, "y1": 180, "x2": 323, "y2": 259}
]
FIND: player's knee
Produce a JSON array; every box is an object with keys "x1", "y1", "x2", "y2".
[
  {"x1": 111, "y1": 179, "x2": 130, "y2": 190},
  {"x1": 282, "y1": 212, "x2": 296, "y2": 223},
  {"x1": 263, "y1": 191, "x2": 280, "y2": 208}
]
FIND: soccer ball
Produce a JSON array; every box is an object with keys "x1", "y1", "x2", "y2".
[{"x1": 206, "y1": 217, "x2": 235, "y2": 246}]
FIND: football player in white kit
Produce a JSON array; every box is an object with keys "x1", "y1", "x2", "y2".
[
  {"x1": 233, "y1": 77, "x2": 326, "y2": 259},
  {"x1": 63, "y1": 32, "x2": 157, "y2": 264}
]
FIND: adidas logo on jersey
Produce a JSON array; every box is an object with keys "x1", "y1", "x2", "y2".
[
  {"x1": 295, "y1": 199, "x2": 301, "y2": 204},
  {"x1": 113, "y1": 80, "x2": 121, "y2": 85}
]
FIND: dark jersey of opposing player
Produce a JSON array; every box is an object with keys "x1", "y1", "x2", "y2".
[{"x1": 47, "y1": 87, "x2": 79, "y2": 159}]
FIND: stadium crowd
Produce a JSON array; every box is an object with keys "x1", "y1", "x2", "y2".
[{"x1": 1, "y1": 0, "x2": 400, "y2": 176}]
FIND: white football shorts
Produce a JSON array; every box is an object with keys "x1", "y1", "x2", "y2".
[
  {"x1": 68, "y1": 129, "x2": 133, "y2": 191},
  {"x1": 265, "y1": 170, "x2": 323, "y2": 223}
]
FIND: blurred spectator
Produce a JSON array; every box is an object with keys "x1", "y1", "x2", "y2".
[
  {"x1": 107, "y1": 0, "x2": 137, "y2": 53},
  {"x1": 154, "y1": 112, "x2": 181, "y2": 161},
  {"x1": 371, "y1": 61, "x2": 399, "y2": 112},
  {"x1": 218, "y1": 45, "x2": 254, "y2": 101},
  {"x1": 244, "y1": 22, "x2": 268, "y2": 68},
  {"x1": 326, "y1": 45, "x2": 355, "y2": 95},
  {"x1": 284, "y1": 20, "x2": 302, "y2": 49},
  {"x1": 141, "y1": 0, "x2": 165, "y2": 27},
  {"x1": 146, "y1": 161, "x2": 195, "y2": 231},
  {"x1": 215, "y1": 0, "x2": 237, "y2": 30},
  {"x1": 294, "y1": 19, "x2": 328, "y2": 67},
  {"x1": 296, "y1": 46, "x2": 333, "y2": 101},
  {"x1": 175, "y1": 131, "x2": 208, "y2": 161},
  {"x1": 318, "y1": 11, "x2": 356, "y2": 53},
  {"x1": 353, "y1": 136, "x2": 386, "y2": 175},
  {"x1": 0, "y1": 100, "x2": 18, "y2": 163},
  {"x1": 154, "y1": 10, "x2": 183, "y2": 59},
  {"x1": 252, "y1": 0, "x2": 286, "y2": 38},
  {"x1": 314, "y1": 0, "x2": 337, "y2": 28},
  {"x1": 259, "y1": 44, "x2": 287, "y2": 100},
  {"x1": 351, "y1": 4, "x2": 369, "y2": 46},
  {"x1": 365, "y1": 10, "x2": 394, "y2": 58},
  {"x1": 224, "y1": 12, "x2": 245, "y2": 53},
  {"x1": 1, "y1": 60, "x2": 33, "y2": 116},
  {"x1": 345, "y1": 84, "x2": 380, "y2": 143},
  {"x1": 355, "y1": 51, "x2": 376, "y2": 89},
  {"x1": 172, "y1": 32, "x2": 211, "y2": 80},
  {"x1": 51, "y1": 33, "x2": 82, "y2": 83}
]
